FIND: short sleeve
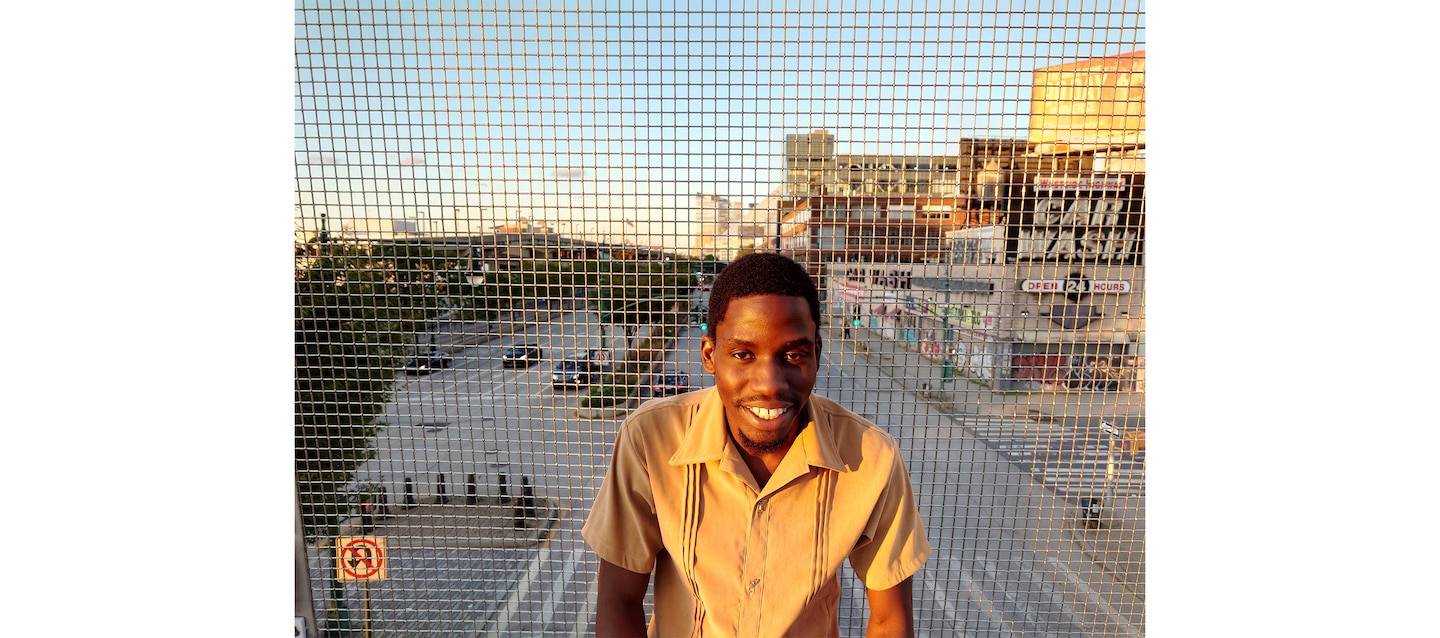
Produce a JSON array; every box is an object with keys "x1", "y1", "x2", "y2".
[
  {"x1": 847, "y1": 451, "x2": 931, "y2": 590},
  {"x1": 582, "y1": 420, "x2": 666, "y2": 573}
]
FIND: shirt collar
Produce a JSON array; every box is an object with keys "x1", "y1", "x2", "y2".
[{"x1": 669, "y1": 387, "x2": 849, "y2": 473}]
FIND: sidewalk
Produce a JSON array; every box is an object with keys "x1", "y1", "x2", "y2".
[
  {"x1": 1064, "y1": 490, "x2": 1146, "y2": 596},
  {"x1": 334, "y1": 495, "x2": 560, "y2": 550},
  {"x1": 827, "y1": 325, "x2": 1146, "y2": 598}
]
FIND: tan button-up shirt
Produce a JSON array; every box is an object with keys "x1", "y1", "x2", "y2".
[{"x1": 583, "y1": 387, "x2": 930, "y2": 637}]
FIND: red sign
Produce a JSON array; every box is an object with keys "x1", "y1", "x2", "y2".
[{"x1": 336, "y1": 537, "x2": 388, "y2": 582}]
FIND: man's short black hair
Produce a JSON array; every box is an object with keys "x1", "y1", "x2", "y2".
[{"x1": 706, "y1": 252, "x2": 821, "y2": 348}]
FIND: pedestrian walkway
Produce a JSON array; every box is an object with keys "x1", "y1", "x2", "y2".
[
  {"x1": 335, "y1": 495, "x2": 560, "y2": 549},
  {"x1": 826, "y1": 325, "x2": 1146, "y2": 598},
  {"x1": 961, "y1": 418, "x2": 1146, "y2": 497}
]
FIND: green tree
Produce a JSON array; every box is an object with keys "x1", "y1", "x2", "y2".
[{"x1": 294, "y1": 240, "x2": 465, "y2": 540}]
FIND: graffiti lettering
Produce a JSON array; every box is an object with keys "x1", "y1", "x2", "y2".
[
  {"x1": 843, "y1": 267, "x2": 913, "y2": 289},
  {"x1": 1015, "y1": 186, "x2": 1143, "y2": 263},
  {"x1": 1016, "y1": 227, "x2": 1139, "y2": 262},
  {"x1": 1010, "y1": 355, "x2": 1065, "y2": 381},
  {"x1": 1033, "y1": 198, "x2": 1122, "y2": 226}
]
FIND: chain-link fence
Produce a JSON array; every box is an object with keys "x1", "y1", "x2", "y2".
[{"x1": 296, "y1": 2, "x2": 1145, "y2": 635}]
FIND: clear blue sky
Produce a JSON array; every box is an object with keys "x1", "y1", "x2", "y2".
[{"x1": 294, "y1": 0, "x2": 1145, "y2": 240}]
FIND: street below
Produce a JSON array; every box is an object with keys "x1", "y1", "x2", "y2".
[{"x1": 311, "y1": 301, "x2": 1145, "y2": 637}]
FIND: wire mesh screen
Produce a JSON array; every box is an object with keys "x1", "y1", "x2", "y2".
[{"x1": 296, "y1": 2, "x2": 1145, "y2": 636}]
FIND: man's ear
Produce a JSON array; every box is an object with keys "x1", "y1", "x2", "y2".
[{"x1": 700, "y1": 335, "x2": 717, "y2": 374}]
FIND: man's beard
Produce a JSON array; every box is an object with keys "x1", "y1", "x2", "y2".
[{"x1": 735, "y1": 427, "x2": 791, "y2": 454}]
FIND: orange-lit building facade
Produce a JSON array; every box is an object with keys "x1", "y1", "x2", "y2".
[{"x1": 775, "y1": 51, "x2": 1146, "y2": 393}]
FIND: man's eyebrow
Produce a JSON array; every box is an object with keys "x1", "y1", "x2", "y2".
[
  {"x1": 720, "y1": 337, "x2": 813, "y2": 350},
  {"x1": 780, "y1": 338, "x2": 815, "y2": 351}
]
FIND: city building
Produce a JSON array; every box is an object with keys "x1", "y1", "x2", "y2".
[
  {"x1": 778, "y1": 130, "x2": 1037, "y2": 266},
  {"x1": 690, "y1": 193, "x2": 734, "y2": 258},
  {"x1": 791, "y1": 50, "x2": 1146, "y2": 393}
]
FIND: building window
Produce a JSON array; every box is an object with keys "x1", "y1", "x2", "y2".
[
  {"x1": 816, "y1": 225, "x2": 846, "y2": 250},
  {"x1": 923, "y1": 205, "x2": 954, "y2": 220}
]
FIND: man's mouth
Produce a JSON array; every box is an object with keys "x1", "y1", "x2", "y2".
[{"x1": 746, "y1": 406, "x2": 789, "y2": 420}]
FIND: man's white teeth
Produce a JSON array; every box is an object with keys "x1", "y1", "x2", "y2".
[{"x1": 748, "y1": 406, "x2": 788, "y2": 420}]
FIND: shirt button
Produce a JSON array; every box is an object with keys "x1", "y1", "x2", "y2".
[
  {"x1": 756, "y1": 500, "x2": 767, "y2": 513},
  {"x1": 748, "y1": 579, "x2": 760, "y2": 593}
]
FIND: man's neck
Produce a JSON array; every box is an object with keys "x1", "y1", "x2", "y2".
[
  {"x1": 730, "y1": 413, "x2": 807, "y2": 490},
  {"x1": 738, "y1": 448, "x2": 782, "y2": 490}
]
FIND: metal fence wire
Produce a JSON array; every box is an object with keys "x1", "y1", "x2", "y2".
[{"x1": 295, "y1": 2, "x2": 1146, "y2": 636}]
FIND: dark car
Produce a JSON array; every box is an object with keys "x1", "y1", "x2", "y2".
[
  {"x1": 550, "y1": 360, "x2": 597, "y2": 389},
  {"x1": 501, "y1": 344, "x2": 542, "y2": 368},
  {"x1": 404, "y1": 350, "x2": 454, "y2": 376},
  {"x1": 650, "y1": 372, "x2": 691, "y2": 396},
  {"x1": 567, "y1": 348, "x2": 613, "y2": 371}
]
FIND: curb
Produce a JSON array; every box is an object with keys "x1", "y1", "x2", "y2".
[{"x1": 332, "y1": 496, "x2": 561, "y2": 550}]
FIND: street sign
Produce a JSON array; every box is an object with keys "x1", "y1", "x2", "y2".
[
  {"x1": 1099, "y1": 421, "x2": 1120, "y2": 438},
  {"x1": 336, "y1": 537, "x2": 388, "y2": 582},
  {"x1": 1100, "y1": 421, "x2": 1145, "y2": 454}
]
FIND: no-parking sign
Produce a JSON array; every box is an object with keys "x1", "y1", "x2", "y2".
[{"x1": 336, "y1": 536, "x2": 388, "y2": 582}]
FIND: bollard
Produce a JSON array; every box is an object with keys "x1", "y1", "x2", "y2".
[
  {"x1": 466, "y1": 473, "x2": 478, "y2": 505},
  {"x1": 403, "y1": 477, "x2": 416, "y2": 509},
  {"x1": 1079, "y1": 496, "x2": 1103, "y2": 528},
  {"x1": 522, "y1": 476, "x2": 537, "y2": 519},
  {"x1": 360, "y1": 499, "x2": 375, "y2": 533},
  {"x1": 513, "y1": 476, "x2": 536, "y2": 529},
  {"x1": 497, "y1": 473, "x2": 512, "y2": 505},
  {"x1": 436, "y1": 473, "x2": 448, "y2": 504}
]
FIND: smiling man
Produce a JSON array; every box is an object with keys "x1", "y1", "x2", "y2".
[{"x1": 583, "y1": 252, "x2": 930, "y2": 637}]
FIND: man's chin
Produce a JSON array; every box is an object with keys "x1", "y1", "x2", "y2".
[
  {"x1": 737, "y1": 430, "x2": 790, "y2": 455},
  {"x1": 735, "y1": 418, "x2": 795, "y2": 454}
]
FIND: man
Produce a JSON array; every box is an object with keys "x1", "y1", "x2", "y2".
[{"x1": 583, "y1": 253, "x2": 930, "y2": 637}]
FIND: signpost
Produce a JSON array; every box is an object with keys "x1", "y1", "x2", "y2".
[
  {"x1": 1077, "y1": 421, "x2": 1126, "y2": 524},
  {"x1": 1089, "y1": 420, "x2": 1143, "y2": 523},
  {"x1": 337, "y1": 536, "x2": 388, "y2": 637}
]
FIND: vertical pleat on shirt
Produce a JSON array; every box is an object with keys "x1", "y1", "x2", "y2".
[
  {"x1": 682, "y1": 463, "x2": 707, "y2": 636},
  {"x1": 806, "y1": 468, "x2": 838, "y2": 605}
]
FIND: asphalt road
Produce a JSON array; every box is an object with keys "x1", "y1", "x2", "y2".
[{"x1": 313, "y1": 302, "x2": 1145, "y2": 637}]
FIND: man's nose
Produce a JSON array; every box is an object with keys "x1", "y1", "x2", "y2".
[{"x1": 750, "y1": 358, "x2": 788, "y2": 393}]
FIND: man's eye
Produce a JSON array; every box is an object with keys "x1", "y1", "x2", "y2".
[
  {"x1": 786, "y1": 351, "x2": 808, "y2": 362},
  {"x1": 731, "y1": 352, "x2": 753, "y2": 360}
]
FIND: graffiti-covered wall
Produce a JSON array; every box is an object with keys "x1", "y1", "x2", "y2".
[{"x1": 826, "y1": 258, "x2": 1143, "y2": 391}]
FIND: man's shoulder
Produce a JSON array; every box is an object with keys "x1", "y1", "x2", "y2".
[
  {"x1": 627, "y1": 388, "x2": 707, "y2": 425},
  {"x1": 618, "y1": 388, "x2": 710, "y2": 444}
]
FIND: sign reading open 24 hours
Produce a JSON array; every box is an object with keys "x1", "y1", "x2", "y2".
[{"x1": 1022, "y1": 279, "x2": 1130, "y2": 293}]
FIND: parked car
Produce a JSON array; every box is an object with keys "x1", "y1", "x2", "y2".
[
  {"x1": 650, "y1": 372, "x2": 691, "y2": 396},
  {"x1": 404, "y1": 350, "x2": 454, "y2": 376},
  {"x1": 551, "y1": 360, "x2": 597, "y2": 389},
  {"x1": 501, "y1": 344, "x2": 542, "y2": 368}
]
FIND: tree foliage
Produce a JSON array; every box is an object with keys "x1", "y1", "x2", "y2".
[
  {"x1": 593, "y1": 261, "x2": 696, "y2": 325},
  {"x1": 294, "y1": 240, "x2": 465, "y2": 540}
]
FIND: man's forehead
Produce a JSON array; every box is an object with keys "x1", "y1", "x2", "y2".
[
  {"x1": 716, "y1": 300, "x2": 816, "y2": 345},
  {"x1": 720, "y1": 296, "x2": 812, "y2": 324}
]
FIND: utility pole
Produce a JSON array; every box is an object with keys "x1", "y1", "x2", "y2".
[{"x1": 295, "y1": 485, "x2": 319, "y2": 637}]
